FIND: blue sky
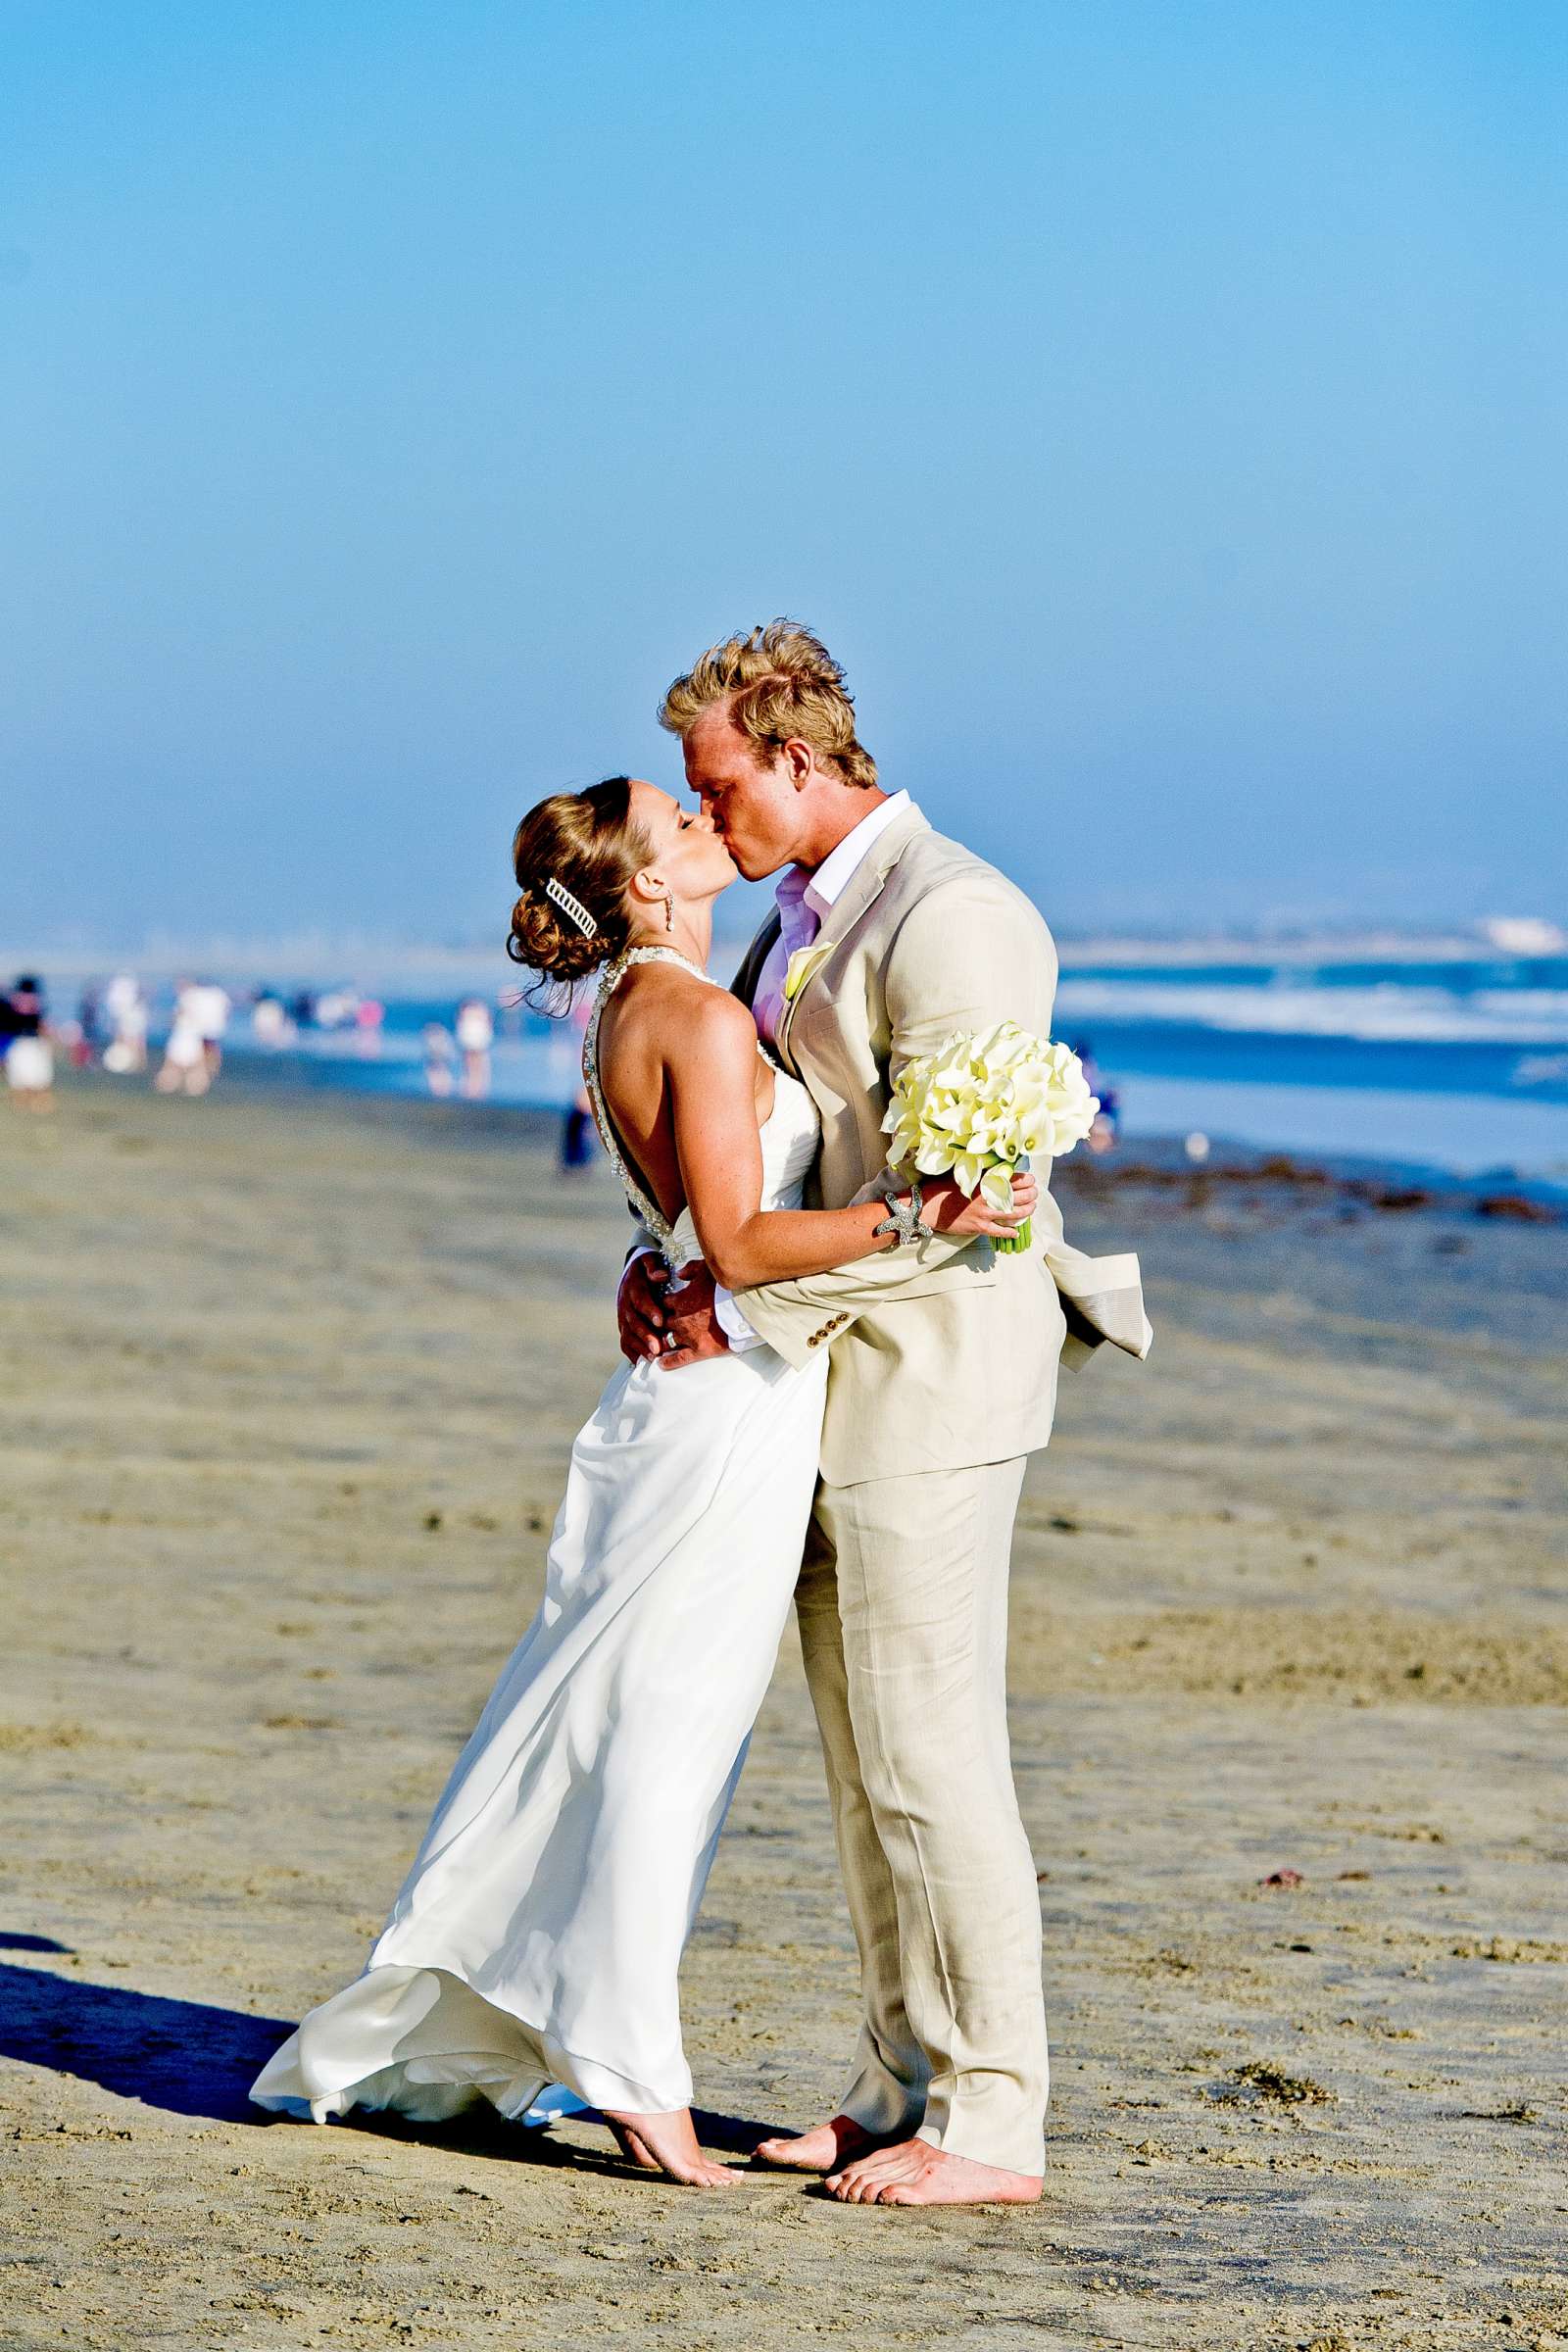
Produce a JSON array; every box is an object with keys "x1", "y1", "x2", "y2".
[{"x1": 3, "y1": 1, "x2": 1563, "y2": 948}]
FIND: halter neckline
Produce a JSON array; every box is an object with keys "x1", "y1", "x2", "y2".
[
  {"x1": 602, "y1": 943, "x2": 710, "y2": 984},
  {"x1": 580, "y1": 946, "x2": 720, "y2": 1267}
]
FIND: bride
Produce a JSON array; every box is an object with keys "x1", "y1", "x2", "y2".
[{"x1": 251, "y1": 774, "x2": 1034, "y2": 2185}]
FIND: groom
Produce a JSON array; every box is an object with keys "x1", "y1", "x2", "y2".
[{"x1": 618, "y1": 620, "x2": 1151, "y2": 2206}]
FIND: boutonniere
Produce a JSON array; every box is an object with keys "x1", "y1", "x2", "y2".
[{"x1": 783, "y1": 942, "x2": 834, "y2": 1005}]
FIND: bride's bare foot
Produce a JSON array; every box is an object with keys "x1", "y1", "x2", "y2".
[
  {"x1": 753, "y1": 2113, "x2": 895, "y2": 2173},
  {"x1": 826, "y1": 2137, "x2": 1043, "y2": 2207},
  {"x1": 603, "y1": 2107, "x2": 742, "y2": 2187}
]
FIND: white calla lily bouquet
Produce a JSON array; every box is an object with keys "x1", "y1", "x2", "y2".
[{"x1": 881, "y1": 1020, "x2": 1100, "y2": 1252}]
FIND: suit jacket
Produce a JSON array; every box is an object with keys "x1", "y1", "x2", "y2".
[{"x1": 728, "y1": 805, "x2": 1151, "y2": 1485}]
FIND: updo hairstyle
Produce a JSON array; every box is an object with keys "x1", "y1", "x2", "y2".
[{"x1": 507, "y1": 776, "x2": 653, "y2": 1007}]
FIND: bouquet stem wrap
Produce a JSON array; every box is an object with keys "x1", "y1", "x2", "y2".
[
  {"x1": 994, "y1": 1155, "x2": 1032, "y2": 1255},
  {"x1": 881, "y1": 1022, "x2": 1100, "y2": 1254}
]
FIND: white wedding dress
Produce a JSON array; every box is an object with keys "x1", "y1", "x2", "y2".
[{"x1": 252, "y1": 949, "x2": 827, "y2": 2127}]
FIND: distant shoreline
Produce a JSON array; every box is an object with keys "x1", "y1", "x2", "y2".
[
  {"x1": 50, "y1": 1056, "x2": 1567, "y2": 1216},
  {"x1": 6, "y1": 924, "x2": 1565, "y2": 987},
  {"x1": 16, "y1": 940, "x2": 1567, "y2": 1198}
]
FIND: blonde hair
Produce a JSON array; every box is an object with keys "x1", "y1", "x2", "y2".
[{"x1": 658, "y1": 618, "x2": 878, "y2": 791}]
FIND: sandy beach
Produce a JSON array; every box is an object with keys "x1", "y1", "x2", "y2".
[{"x1": 2, "y1": 1075, "x2": 1565, "y2": 2352}]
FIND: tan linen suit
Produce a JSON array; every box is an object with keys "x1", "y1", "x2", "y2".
[{"x1": 727, "y1": 807, "x2": 1150, "y2": 2175}]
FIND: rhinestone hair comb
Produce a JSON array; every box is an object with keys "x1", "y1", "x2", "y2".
[{"x1": 544, "y1": 876, "x2": 597, "y2": 938}]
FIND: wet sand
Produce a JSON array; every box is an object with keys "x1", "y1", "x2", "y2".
[{"x1": 2, "y1": 1077, "x2": 1565, "y2": 2351}]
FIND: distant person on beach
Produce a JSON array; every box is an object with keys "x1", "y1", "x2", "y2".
[
  {"x1": 355, "y1": 996, "x2": 384, "y2": 1055},
  {"x1": 420, "y1": 1021, "x2": 458, "y2": 1097},
  {"x1": 102, "y1": 972, "x2": 148, "y2": 1074},
  {"x1": 253, "y1": 622, "x2": 1150, "y2": 2205},
  {"x1": 155, "y1": 981, "x2": 211, "y2": 1096},
  {"x1": 182, "y1": 980, "x2": 231, "y2": 1079},
  {"x1": 314, "y1": 988, "x2": 361, "y2": 1032},
  {"x1": 1, "y1": 976, "x2": 54, "y2": 1111},
  {"x1": 559, "y1": 1083, "x2": 596, "y2": 1168},
  {"x1": 74, "y1": 984, "x2": 104, "y2": 1069},
  {"x1": 250, "y1": 990, "x2": 294, "y2": 1049},
  {"x1": 559, "y1": 985, "x2": 597, "y2": 1171},
  {"x1": 1072, "y1": 1038, "x2": 1121, "y2": 1153},
  {"x1": 455, "y1": 995, "x2": 493, "y2": 1098}
]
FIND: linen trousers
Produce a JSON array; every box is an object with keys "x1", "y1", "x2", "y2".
[{"x1": 797, "y1": 1455, "x2": 1049, "y2": 2176}]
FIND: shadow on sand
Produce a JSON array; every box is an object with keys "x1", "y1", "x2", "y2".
[
  {"x1": 0, "y1": 1959, "x2": 784, "y2": 2172},
  {"x1": 0, "y1": 1959, "x2": 292, "y2": 2125}
]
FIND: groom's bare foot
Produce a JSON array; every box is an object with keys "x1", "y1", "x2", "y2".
[
  {"x1": 753, "y1": 2113, "x2": 895, "y2": 2173},
  {"x1": 603, "y1": 2107, "x2": 742, "y2": 2187},
  {"x1": 826, "y1": 2137, "x2": 1043, "y2": 2206}
]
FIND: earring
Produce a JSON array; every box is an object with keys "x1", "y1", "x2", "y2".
[{"x1": 663, "y1": 893, "x2": 674, "y2": 931}]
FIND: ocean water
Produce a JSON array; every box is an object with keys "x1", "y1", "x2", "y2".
[
  {"x1": 53, "y1": 949, "x2": 1568, "y2": 1193},
  {"x1": 1051, "y1": 956, "x2": 1568, "y2": 1188}
]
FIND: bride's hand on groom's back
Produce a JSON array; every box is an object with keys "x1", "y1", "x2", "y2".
[
  {"x1": 617, "y1": 1256, "x2": 730, "y2": 1370},
  {"x1": 924, "y1": 1170, "x2": 1038, "y2": 1240}
]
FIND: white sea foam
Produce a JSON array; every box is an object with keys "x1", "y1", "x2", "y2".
[{"x1": 1054, "y1": 979, "x2": 1568, "y2": 1047}]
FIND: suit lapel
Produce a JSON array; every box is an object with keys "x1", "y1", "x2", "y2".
[
  {"x1": 776, "y1": 807, "x2": 929, "y2": 1066},
  {"x1": 731, "y1": 907, "x2": 781, "y2": 1013}
]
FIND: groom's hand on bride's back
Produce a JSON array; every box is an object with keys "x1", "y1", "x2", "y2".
[{"x1": 617, "y1": 1256, "x2": 729, "y2": 1370}]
